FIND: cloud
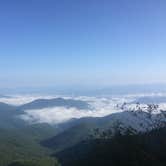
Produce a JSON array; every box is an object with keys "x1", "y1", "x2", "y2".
[
  {"x1": 19, "y1": 96, "x2": 130, "y2": 125},
  {"x1": 19, "y1": 106, "x2": 119, "y2": 125},
  {"x1": 4, "y1": 93, "x2": 166, "y2": 125}
]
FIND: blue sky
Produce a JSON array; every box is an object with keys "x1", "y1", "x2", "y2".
[{"x1": 0, "y1": 0, "x2": 166, "y2": 89}]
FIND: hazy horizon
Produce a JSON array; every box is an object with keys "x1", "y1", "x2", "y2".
[{"x1": 1, "y1": 83, "x2": 166, "y2": 96}]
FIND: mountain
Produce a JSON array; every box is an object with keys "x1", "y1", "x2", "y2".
[
  {"x1": 0, "y1": 123, "x2": 60, "y2": 166},
  {"x1": 0, "y1": 97, "x2": 92, "y2": 129},
  {"x1": 42, "y1": 122, "x2": 94, "y2": 152},
  {"x1": 0, "y1": 97, "x2": 94, "y2": 165},
  {"x1": 19, "y1": 98, "x2": 91, "y2": 110},
  {"x1": 0, "y1": 101, "x2": 62, "y2": 165},
  {"x1": 43, "y1": 110, "x2": 166, "y2": 152},
  {"x1": 0, "y1": 102, "x2": 22, "y2": 129},
  {"x1": 0, "y1": 102, "x2": 16, "y2": 112},
  {"x1": 56, "y1": 127, "x2": 166, "y2": 166}
]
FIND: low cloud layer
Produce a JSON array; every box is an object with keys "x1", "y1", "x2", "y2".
[
  {"x1": 19, "y1": 96, "x2": 133, "y2": 124},
  {"x1": 1, "y1": 94, "x2": 166, "y2": 125},
  {"x1": 20, "y1": 107, "x2": 117, "y2": 124}
]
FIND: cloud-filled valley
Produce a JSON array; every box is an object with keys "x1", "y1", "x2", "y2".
[
  {"x1": 1, "y1": 94, "x2": 166, "y2": 125},
  {"x1": 18, "y1": 96, "x2": 125, "y2": 124}
]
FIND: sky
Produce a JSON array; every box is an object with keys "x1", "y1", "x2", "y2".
[{"x1": 0, "y1": 0, "x2": 166, "y2": 89}]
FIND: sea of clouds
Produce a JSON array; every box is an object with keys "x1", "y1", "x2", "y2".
[
  {"x1": 1, "y1": 93, "x2": 166, "y2": 125},
  {"x1": 18, "y1": 95, "x2": 131, "y2": 124}
]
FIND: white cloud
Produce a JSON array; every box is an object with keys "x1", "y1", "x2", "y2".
[
  {"x1": 2, "y1": 93, "x2": 166, "y2": 125},
  {"x1": 20, "y1": 106, "x2": 120, "y2": 125},
  {"x1": 19, "y1": 96, "x2": 131, "y2": 125}
]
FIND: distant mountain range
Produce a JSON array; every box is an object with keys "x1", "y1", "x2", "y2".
[{"x1": 19, "y1": 98, "x2": 91, "y2": 110}]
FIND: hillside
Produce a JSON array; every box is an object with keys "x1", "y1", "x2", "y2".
[
  {"x1": 56, "y1": 127, "x2": 166, "y2": 166},
  {"x1": 42, "y1": 110, "x2": 166, "y2": 151}
]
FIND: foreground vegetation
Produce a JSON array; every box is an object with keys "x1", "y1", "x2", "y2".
[
  {"x1": 57, "y1": 127, "x2": 166, "y2": 166},
  {"x1": 8, "y1": 158, "x2": 60, "y2": 166},
  {"x1": 0, "y1": 125, "x2": 60, "y2": 166},
  {"x1": 1, "y1": 124, "x2": 166, "y2": 166}
]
